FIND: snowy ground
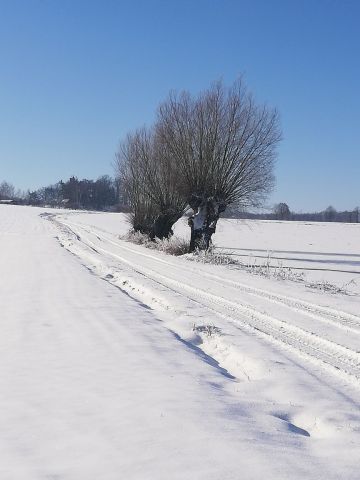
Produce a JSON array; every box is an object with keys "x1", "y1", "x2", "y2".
[
  {"x1": 211, "y1": 218, "x2": 360, "y2": 294},
  {"x1": 1, "y1": 205, "x2": 360, "y2": 479}
]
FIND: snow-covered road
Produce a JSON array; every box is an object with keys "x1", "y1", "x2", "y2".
[
  {"x1": 1, "y1": 206, "x2": 360, "y2": 479},
  {"x1": 55, "y1": 212, "x2": 360, "y2": 384}
]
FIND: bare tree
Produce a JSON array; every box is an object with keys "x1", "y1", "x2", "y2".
[
  {"x1": 323, "y1": 205, "x2": 337, "y2": 222},
  {"x1": 157, "y1": 78, "x2": 281, "y2": 250},
  {"x1": 115, "y1": 127, "x2": 187, "y2": 239},
  {"x1": 0, "y1": 181, "x2": 15, "y2": 200},
  {"x1": 354, "y1": 207, "x2": 360, "y2": 223},
  {"x1": 273, "y1": 202, "x2": 291, "y2": 220}
]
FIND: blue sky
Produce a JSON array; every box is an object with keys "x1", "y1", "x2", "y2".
[{"x1": 0, "y1": 0, "x2": 359, "y2": 211}]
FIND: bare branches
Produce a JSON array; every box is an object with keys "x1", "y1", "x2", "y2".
[
  {"x1": 157, "y1": 78, "x2": 280, "y2": 208},
  {"x1": 115, "y1": 77, "x2": 281, "y2": 249},
  {"x1": 115, "y1": 126, "x2": 187, "y2": 239}
]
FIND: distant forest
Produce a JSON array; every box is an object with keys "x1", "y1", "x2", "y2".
[
  {"x1": 0, "y1": 176, "x2": 128, "y2": 212},
  {"x1": 0, "y1": 179, "x2": 359, "y2": 223},
  {"x1": 230, "y1": 202, "x2": 360, "y2": 223}
]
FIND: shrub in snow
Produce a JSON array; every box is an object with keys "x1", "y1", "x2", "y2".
[
  {"x1": 245, "y1": 253, "x2": 305, "y2": 282},
  {"x1": 152, "y1": 237, "x2": 189, "y2": 256},
  {"x1": 305, "y1": 279, "x2": 357, "y2": 295},
  {"x1": 186, "y1": 247, "x2": 240, "y2": 266},
  {"x1": 122, "y1": 230, "x2": 152, "y2": 247},
  {"x1": 193, "y1": 324, "x2": 222, "y2": 337},
  {"x1": 122, "y1": 230, "x2": 189, "y2": 256}
]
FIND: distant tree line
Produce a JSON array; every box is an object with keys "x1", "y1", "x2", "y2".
[
  {"x1": 2, "y1": 179, "x2": 358, "y2": 224},
  {"x1": 0, "y1": 176, "x2": 125, "y2": 211},
  {"x1": 0, "y1": 181, "x2": 23, "y2": 201},
  {"x1": 233, "y1": 203, "x2": 360, "y2": 223}
]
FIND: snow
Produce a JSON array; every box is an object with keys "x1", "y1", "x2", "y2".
[
  {"x1": 207, "y1": 218, "x2": 360, "y2": 293},
  {"x1": 1, "y1": 205, "x2": 360, "y2": 479}
]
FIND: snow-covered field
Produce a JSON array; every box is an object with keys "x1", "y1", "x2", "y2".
[{"x1": 1, "y1": 205, "x2": 360, "y2": 479}]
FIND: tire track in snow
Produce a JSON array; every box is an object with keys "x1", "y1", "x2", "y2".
[
  {"x1": 53, "y1": 217, "x2": 360, "y2": 385},
  {"x1": 68, "y1": 219, "x2": 360, "y2": 334}
]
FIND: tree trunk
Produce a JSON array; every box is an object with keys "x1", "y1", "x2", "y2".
[
  {"x1": 151, "y1": 211, "x2": 182, "y2": 240},
  {"x1": 188, "y1": 197, "x2": 226, "y2": 252}
]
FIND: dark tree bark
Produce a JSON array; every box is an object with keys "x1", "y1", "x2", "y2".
[
  {"x1": 188, "y1": 195, "x2": 226, "y2": 251},
  {"x1": 150, "y1": 210, "x2": 182, "y2": 240}
]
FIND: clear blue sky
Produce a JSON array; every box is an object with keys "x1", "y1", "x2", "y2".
[{"x1": 0, "y1": 0, "x2": 359, "y2": 211}]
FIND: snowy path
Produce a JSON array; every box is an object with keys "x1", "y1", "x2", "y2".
[
  {"x1": 56, "y1": 215, "x2": 360, "y2": 385},
  {"x1": 1, "y1": 206, "x2": 360, "y2": 479}
]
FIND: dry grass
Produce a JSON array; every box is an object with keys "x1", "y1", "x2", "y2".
[
  {"x1": 305, "y1": 279, "x2": 357, "y2": 295},
  {"x1": 122, "y1": 231, "x2": 189, "y2": 256},
  {"x1": 186, "y1": 248, "x2": 240, "y2": 265}
]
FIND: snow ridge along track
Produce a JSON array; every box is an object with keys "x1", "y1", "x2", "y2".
[
  {"x1": 61, "y1": 218, "x2": 360, "y2": 332},
  {"x1": 53, "y1": 216, "x2": 360, "y2": 386}
]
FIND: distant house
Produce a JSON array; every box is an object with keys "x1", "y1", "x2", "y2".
[{"x1": 0, "y1": 199, "x2": 14, "y2": 205}]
